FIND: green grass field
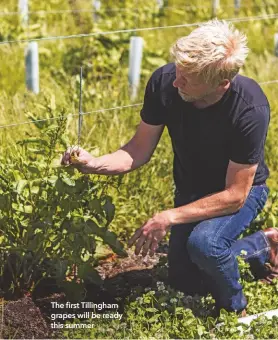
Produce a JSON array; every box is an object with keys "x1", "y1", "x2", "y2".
[{"x1": 1, "y1": 0, "x2": 278, "y2": 338}]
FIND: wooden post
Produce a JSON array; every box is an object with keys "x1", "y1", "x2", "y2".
[
  {"x1": 25, "y1": 42, "x2": 39, "y2": 94},
  {"x1": 128, "y1": 37, "x2": 144, "y2": 100}
]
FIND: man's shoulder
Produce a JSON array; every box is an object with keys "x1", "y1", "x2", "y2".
[
  {"x1": 231, "y1": 74, "x2": 269, "y2": 108},
  {"x1": 152, "y1": 62, "x2": 176, "y2": 77},
  {"x1": 227, "y1": 75, "x2": 270, "y2": 129},
  {"x1": 149, "y1": 63, "x2": 176, "y2": 90}
]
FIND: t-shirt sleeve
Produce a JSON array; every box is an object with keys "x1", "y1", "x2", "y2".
[
  {"x1": 229, "y1": 105, "x2": 270, "y2": 164},
  {"x1": 140, "y1": 71, "x2": 167, "y2": 126}
]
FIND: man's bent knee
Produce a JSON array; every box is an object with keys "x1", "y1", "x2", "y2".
[
  {"x1": 187, "y1": 229, "x2": 213, "y2": 269},
  {"x1": 187, "y1": 227, "x2": 235, "y2": 272}
]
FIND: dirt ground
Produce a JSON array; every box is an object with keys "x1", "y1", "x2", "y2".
[{"x1": 1, "y1": 248, "x2": 168, "y2": 339}]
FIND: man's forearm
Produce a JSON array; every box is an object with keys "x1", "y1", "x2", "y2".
[
  {"x1": 166, "y1": 189, "x2": 243, "y2": 226},
  {"x1": 92, "y1": 148, "x2": 145, "y2": 175}
]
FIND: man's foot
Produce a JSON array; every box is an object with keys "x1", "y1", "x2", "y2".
[
  {"x1": 261, "y1": 228, "x2": 278, "y2": 284},
  {"x1": 238, "y1": 309, "x2": 247, "y2": 318}
]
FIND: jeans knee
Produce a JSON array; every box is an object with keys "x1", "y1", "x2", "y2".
[
  {"x1": 187, "y1": 230, "x2": 232, "y2": 270},
  {"x1": 187, "y1": 231, "x2": 214, "y2": 268}
]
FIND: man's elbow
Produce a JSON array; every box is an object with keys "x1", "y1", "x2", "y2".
[
  {"x1": 233, "y1": 198, "x2": 245, "y2": 212},
  {"x1": 138, "y1": 157, "x2": 151, "y2": 168},
  {"x1": 131, "y1": 155, "x2": 151, "y2": 170},
  {"x1": 226, "y1": 189, "x2": 247, "y2": 213}
]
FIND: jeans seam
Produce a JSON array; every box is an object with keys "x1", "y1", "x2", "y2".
[
  {"x1": 259, "y1": 230, "x2": 271, "y2": 261},
  {"x1": 243, "y1": 247, "x2": 270, "y2": 260},
  {"x1": 211, "y1": 185, "x2": 269, "y2": 259},
  {"x1": 260, "y1": 187, "x2": 269, "y2": 203},
  {"x1": 211, "y1": 214, "x2": 235, "y2": 258},
  {"x1": 259, "y1": 230, "x2": 270, "y2": 246}
]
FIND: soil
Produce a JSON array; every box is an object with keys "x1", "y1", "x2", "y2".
[{"x1": 0, "y1": 248, "x2": 168, "y2": 339}]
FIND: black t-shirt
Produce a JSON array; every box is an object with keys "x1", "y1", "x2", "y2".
[{"x1": 140, "y1": 63, "x2": 270, "y2": 196}]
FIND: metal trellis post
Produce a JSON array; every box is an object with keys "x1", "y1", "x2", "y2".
[
  {"x1": 18, "y1": 0, "x2": 28, "y2": 26},
  {"x1": 92, "y1": 0, "x2": 101, "y2": 22},
  {"x1": 25, "y1": 42, "x2": 39, "y2": 94},
  {"x1": 234, "y1": 0, "x2": 241, "y2": 14},
  {"x1": 212, "y1": 0, "x2": 220, "y2": 17},
  {"x1": 157, "y1": 0, "x2": 164, "y2": 9},
  {"x1": 274, "y1": 33, "x2": 278, "y2": 57},
  {"x1": 128, "y1": 36, "x2": 144, "y2": 101},
  {"x1": 78, "y1": 66, "x2": 83, "y2": 146}
]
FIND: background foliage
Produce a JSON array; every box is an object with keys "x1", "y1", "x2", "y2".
[{"x1": 0, "y1": 0, "x2": 278, "y2": 338}]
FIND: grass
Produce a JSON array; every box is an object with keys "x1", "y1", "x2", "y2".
[{"x1": 1, "y1": 0, "x2": 278, "y2": 338}]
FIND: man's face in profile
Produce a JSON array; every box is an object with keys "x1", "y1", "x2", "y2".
[{"x1": 173, "y1": 65, "x2": 217, "y2": 102}]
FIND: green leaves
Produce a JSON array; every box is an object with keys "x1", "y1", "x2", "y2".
[
  {"x1": 0, "y1": 110, "x2": 124, "y2": 300},
  {"x1": 103, "y1": 196, "x2": 115, "y2": 225},
  {"x1": 60, "y1": 176, "x2": 75, "y2": 187},
  {"x1": 85, "y1": 220, "x2": 127, "y2": 257},
  {"x1": 77, "y1": 263, "x2": 102, "y2": 285},
  {"x1": 15, "y1": 179, "x2": 28, "y2": 195},
  {"x1": 89, "y1": 198, "x2": 102, "y2": 214}
]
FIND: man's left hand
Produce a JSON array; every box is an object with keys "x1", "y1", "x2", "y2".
[{"x1": 128, "y1": 211, "x2": 172, "y2": 257}]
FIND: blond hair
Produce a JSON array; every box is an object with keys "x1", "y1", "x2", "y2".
[{"x1": 170, "y1": 19, "x2": 249, "y2": 86}]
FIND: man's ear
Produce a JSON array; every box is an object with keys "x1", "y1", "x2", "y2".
[
  {"x1": 216, "y1": 79, "x2": 230, "y2": 92},
  {"x1": 220, "y1": 79, "x2": 230, "y2": 88}
]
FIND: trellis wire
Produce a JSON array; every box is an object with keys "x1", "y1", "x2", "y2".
[
  {"x1": 0, "y1": 79, "x2": 277, "y2": 130},
  {"x1": 0, "y1": 12, "x2": 278, "y2": 45},
  {"x1": 0, "y1": 2, "x2": 277, "y2": 17},
  {"x1": 0, "y1": 103, "x2": 142, "y2": 130}
]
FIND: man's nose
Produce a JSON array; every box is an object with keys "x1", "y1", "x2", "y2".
[
  {"x1": 173, "y1": 78, "x2": 179, "y2": 88},
  {"x1": 173, "y1": 77, "x2": 185, "y2": 88}
]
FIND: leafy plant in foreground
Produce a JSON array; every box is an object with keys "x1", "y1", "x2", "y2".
[{"x1": 0, "y1": 105, "x2": 126, "y2": 301}]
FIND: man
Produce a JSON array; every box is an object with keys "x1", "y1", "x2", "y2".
[{"x1": 61, "y1": 19, "x2": 278, "y2": 314}]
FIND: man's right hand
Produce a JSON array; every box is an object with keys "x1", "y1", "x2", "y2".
[{"x1": 60, "y1": 146, "x2": 97, "y2": 174}]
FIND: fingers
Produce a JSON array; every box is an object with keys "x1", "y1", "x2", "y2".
[
  {"x1": 128, "y1": 227, "x2": 149, "y2": 256},
  {"x1": 141, "y1": 236, "x2": 152, "y2": 257},
  {"x1": 149, "y1": 239, "x2": 159, "y2": 257},
  {"x1": 128, "y1": 228, "x2": 142, "y2": 248},
  {"x1": 129, "y1": 227, "x2": 159, "y2": 257},
  {"x1": 135, "y1": 234, "x2": 147, "y2": 255},
  {"x1": 61, "y1": 147, "x2": 72, "y2": 165},
  {"x1": 61, "y1": 146, "x2": 81, "y2": 166}
]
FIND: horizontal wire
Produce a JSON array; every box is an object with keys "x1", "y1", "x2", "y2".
[
  {"x1": 0, "y1": 79, "x2": 277, "y2": 130},
  {"x1": 166, "y1": 3, "x2": 278, "y2": 10},
  {"x1": 1, "y1": 13, "x2": 278, "y2": 46},
  {"x1": 259, "y1": 80, "x2": 278, "y2": 85},
  {"x1": 0, "y1": 103, "x2": 142, "y2": 129},
  {"x1": 0, "y1": 2, "x2": 277, "y2": 16},
  {"x1": 0, "y1": 8, "x2": 135, "y2": 16}
]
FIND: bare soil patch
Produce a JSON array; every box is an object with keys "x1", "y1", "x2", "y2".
[{"x1": 1, "y1": 249, "x2": 167, "y2": 339}]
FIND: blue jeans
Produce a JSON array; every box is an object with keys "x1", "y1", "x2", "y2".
[{"x1": 168, "y1": 185, "x2": 270, "y2": 312}]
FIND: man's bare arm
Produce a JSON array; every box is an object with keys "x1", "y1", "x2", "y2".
[
  {"x1": 61, "y1": 120, "x2": 165, "y2": 175},
  {"x1": 164, "y1": 160, "x2": 258, "y2": 225}
]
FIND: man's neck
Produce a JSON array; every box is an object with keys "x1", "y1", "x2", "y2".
[{"x1": 192, "y1": 84, "x2": 230, "y2": 109}]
